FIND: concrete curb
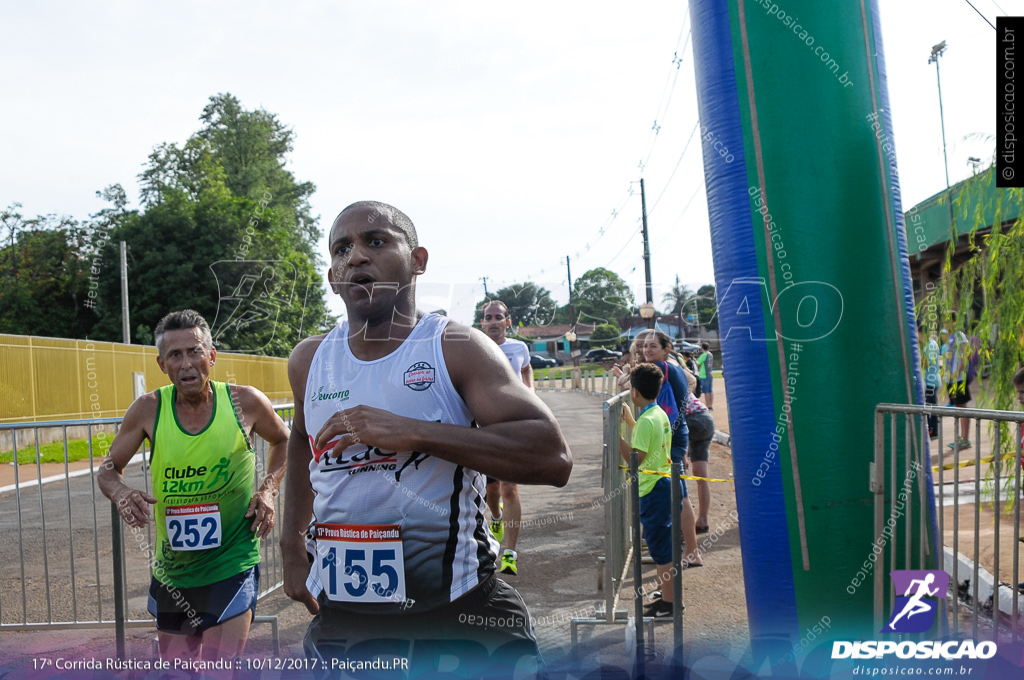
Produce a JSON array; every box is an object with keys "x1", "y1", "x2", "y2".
[{"x1": 943, "y1": 546, "x2": 1024, "y2": 620}]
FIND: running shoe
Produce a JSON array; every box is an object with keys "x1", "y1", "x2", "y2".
[
  {"x1": 490, "y1": 516, "x2": 504, "y2": 543},
  {"x1": 642, "y1": 599, "x2": 674, "y2": 618},
  {"x1": 500, "y1": 549, "x2": 518, "y2": 575}
]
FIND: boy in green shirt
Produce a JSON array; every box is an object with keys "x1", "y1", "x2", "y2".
[{"x1": 619, "y1": 363, "x2": 678, "y2": 618}]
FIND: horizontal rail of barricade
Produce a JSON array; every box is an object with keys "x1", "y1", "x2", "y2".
[
  {"x1": 873, "y1": 403, "x2": 1024, "y2": 644},
  {"x1": 0, "y1": 405, "x2": 294, "y2": 634}
]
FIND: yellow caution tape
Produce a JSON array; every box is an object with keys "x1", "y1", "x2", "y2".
[
  {"x1": 618, "y1": 464, "x2": 734, "y2": 484},
  {"x1": 931, "y1": 453, "x2": 1020, "y2": 473}
]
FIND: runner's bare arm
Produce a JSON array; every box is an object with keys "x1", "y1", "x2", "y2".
[
  {"x1": 280, "y1": 336, "x2": 323, "y2": 615},
  {"x1": 522, "y1": 362, "x2": 535, "y2": 391},
  {"x1": 234, "y1": 385, "x2": 290, "y2": 538},
  {"x1": 96, "y1": 394, "x2": 158, "y2": 528},
  {"x1": 313, "y1": 325, "x2": 572, "y2": 486}
]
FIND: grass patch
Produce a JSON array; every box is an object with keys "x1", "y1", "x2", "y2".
[
  {"x1": 0, "y1": 434, "x2": 114, "y2": 465},
  {"x1": 535, "y1": 363, "x2": 609, "y2": 381}
]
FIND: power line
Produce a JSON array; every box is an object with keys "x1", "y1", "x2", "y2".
[
  {"x1": 603, "y1": 221, "x2": 644, "y2": 269},
  {"x1": 647, "y1": 120, "x2": 701, "y2": 215},
  {"x1": 987, "y1": 0, "x2": 1007, "y2": 15},
  {"x1": 639, "y1": 21, "x2": 693, "y2": 173},
  {"x1": 467, "y1": 5, "x2": 696, "y2": 294},
  {"x1": 962, "y1": 0, "x2": 995, "y2": 29}
]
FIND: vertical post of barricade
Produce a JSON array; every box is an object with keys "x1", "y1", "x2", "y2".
[
  {"x1": 670, "y1": 460, "x2": 683, "y2": 664},
  {"x1": 111, "y1": 504, "x2": 127, "y2": 660},
  {"x1": 872, "y1": 409, "x2": 884, "y2": 631},
  {"x1": 1014, "y1": 423, "x2": 1022, "y2": 644},
  {"x1": 602, "y1": 397, "x2": 618, "y2": 622},
  {"x1": 629, "y1": 450, "x2": 645, "y2": 679}
]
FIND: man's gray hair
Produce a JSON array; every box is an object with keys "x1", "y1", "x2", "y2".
[{"x1": 154, "y1": 309, "x2": 213, "y2": 356}]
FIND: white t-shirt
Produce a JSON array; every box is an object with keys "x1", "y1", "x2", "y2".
[{"x1": 497, "y1": 338, "x2": 530, "y2": 383}]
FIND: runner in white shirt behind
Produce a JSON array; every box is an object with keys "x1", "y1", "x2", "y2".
[{"x1": 480, "y1": 300, "x2": 533, "y2": 576}]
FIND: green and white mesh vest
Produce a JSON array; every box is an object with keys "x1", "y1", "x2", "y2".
[{"x1": 150, "y1": 381, "x2": 258, "y2": 587}]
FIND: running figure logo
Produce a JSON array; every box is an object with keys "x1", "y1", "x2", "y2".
[{"x1": 881, "y1": 570, "x2": 949, "y2": 634}]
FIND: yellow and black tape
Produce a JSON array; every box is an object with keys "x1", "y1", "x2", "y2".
[
  {"x1": 931, "y1": 453, "x2": 1021, "y2": 473},
  {"x1": 618, "y1": 464, "x2": 734, "y2": 484}
]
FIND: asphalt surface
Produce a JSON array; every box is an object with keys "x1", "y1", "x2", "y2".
[{"x1": 0, "y1": 388, "x2": 747, "y2": 678}]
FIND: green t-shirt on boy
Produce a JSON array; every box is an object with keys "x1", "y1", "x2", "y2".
[{"x1": 632, "y1": 402, "x2": 672, "y2": 496}]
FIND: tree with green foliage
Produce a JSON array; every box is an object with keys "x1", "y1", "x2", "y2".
[
  {"x1": 927, "y1": 167, "x2": 1022, "y2": 408},
  {"x1": 573, "y1": 267, "x2": 633, "y2": 326},
  {"x1": 589, "y1": 323, "x2": 621, "y2": 348},
  {"x1": 474, "y1": 282, "x2": 557, "y2": 328},
  {"x1": 693, "y1": 284, "x2": 719, "y2": 331},
  {"x1": 0, "y1": 204, "x2": 92, "y2": 338},
  {"x1": 89, "y1": 94, "x2": 332, "y2": 356},
  {"x1": 922, "y1": 165, "x2": 1023, "y2": 501},
  {"x1": 661, "y1": 276, "x2": 694, "y2": 316}
]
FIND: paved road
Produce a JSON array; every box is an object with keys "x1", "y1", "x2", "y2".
[
  {"x1": 0, "y1": 389, "x2": 747, "y2": 677},
  {"x1": 0, "y1": 452, "x2": 285, "y2": 629}
]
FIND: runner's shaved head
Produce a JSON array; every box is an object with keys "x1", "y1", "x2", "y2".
[{"x1": 336, "y1": 201, "x2": 418, "y2": 250}]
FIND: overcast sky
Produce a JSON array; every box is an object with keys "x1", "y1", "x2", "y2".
[{"x1": 0, "y1": 0, "x2": 1008, "y2": 326}]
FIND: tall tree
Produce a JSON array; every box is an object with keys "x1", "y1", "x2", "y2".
[
  {"x1": 694, "y1": 284, "x2": 719, "y2": 331},
  {"x1": 572, "y1": 268, "x2": 634, "y2": 326},
  {"x1": 661, "y1": 275, "x2": 694, "y2": 316},
  {"x1": 475, "y1": 282, "x2": 557, "y2": 328},
  {"x1": 0, "y1": 204, "x2": 92, "y2": 338},
  {"x1": 89, "y1": 94, "x2": 332, "y2": 355}
]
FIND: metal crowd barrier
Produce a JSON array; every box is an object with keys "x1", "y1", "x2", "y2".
[
  {"x1": 571, "y1": 390, "x2": 685, "y2": 673},
  {"x1": 534, "y1": 369, "x2": 618, "y2": 396},
  {"x1": 874, "y1": 403, "x2": 1024, "y2": 643},
  {"x1": 0, "y1": 405, "x2": 294, "y2": 655}
]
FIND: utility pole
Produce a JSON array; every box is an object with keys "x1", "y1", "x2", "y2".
[
  {"x1": 640, "y1": 178, "x2": 654, "y2": 329},
  {"x1": 120, "y1": 241, "x2": 130, "y2": 344},
  {"x1": 675, "y1": 274, "x2": 685, "y2": 339},
  {"x1": 480, "y1": 276, "x2": 489, "y2": 298},
  {"x1": 566, "y1": 255, "x2": 581, "y2": 388}
]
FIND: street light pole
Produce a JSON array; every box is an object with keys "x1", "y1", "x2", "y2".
[
  {"x1": 928, "y1": 40, "x2": 957, "y2": 244},
  {"x1": 929, "y1": 41, "x2": 950, "y2": 190}
]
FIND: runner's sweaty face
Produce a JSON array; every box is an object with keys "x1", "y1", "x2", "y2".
[
  {"x1": 157, "y1": 327, "x2": 216, "y2": 397},
  {"x1": 327, "y1": 208, "x2": 426, "y2": 321}
]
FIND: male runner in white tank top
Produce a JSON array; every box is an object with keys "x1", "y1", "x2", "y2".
[
  {"x1": 281, "y1": 201, "x2": 572, "y2": 673},
  {"x1": 480, "y1": 300, "x2": 533, "y2": 576}
]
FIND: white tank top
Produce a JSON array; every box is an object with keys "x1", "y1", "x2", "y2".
[{"x1": 304, "y1": 313, "x2": 497, "y2": 613}]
